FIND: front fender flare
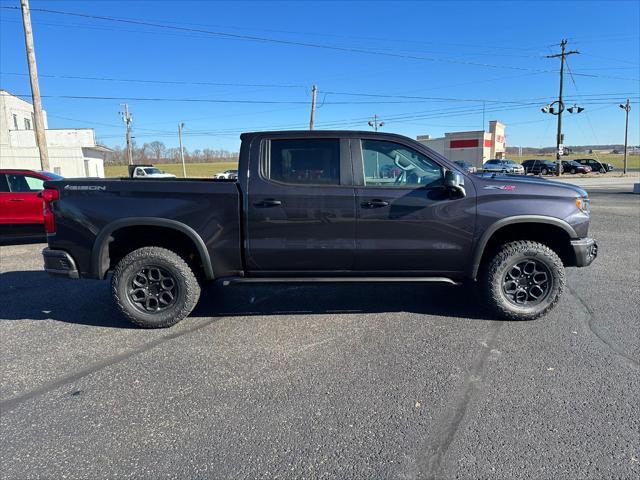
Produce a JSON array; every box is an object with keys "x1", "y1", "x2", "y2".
[{"x1": 469, "y1": 215, "x2": 577, "y2": 279}]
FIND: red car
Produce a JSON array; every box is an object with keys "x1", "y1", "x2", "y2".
[{"x1": 0, "y1": 169, "x2": 64, "y2": 243}]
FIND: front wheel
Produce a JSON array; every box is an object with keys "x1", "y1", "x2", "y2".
[
  {"x1": 599, "y1": 167, "x2": 606, "y2": 173},
  {"x1": 112, "y1": 246, "x2": 201, "y2": 328},
  {"x1": 571, "y1": 168, "x2": 577, "y2": 174},
  {"x1": 480, "y1": 241, "x2": 565, "y2": 320},
  {"x1": 541, "y1": 168, "x2": 549, "y2": 175}
]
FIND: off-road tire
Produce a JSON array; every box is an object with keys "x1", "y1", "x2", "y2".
[
  {"x1": 112, "y1": 246, "x2": 201, "y2": 328},
  {"x1": 480, "y1": 240, "x2": 565, "y2": 320}
]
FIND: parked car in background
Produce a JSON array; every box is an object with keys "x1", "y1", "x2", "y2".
[
  {"x1": 214, "y1": 169, "x2": 238, "y2": 179},
  {"x1": 562, "y1": 160, "x2": 592, "y2": 174},
  {"x1": 574, "y1": 158, "x2": 614, "y2": 173},
  {"x1": 521, "y1": 159, "x2": 563, "y2": 175},
  {"x1": 129, "y1": 165, "x2": 177, "y2": 178},
  {"x1": 453, "y1": 160, "x2": 477, "y2": 173},
  {"x1": 482, "y1": 159, "x2": 525, "y2": 175},
  {"x1": 0, "y1": 169, "x2": 64, "y2": 243}
]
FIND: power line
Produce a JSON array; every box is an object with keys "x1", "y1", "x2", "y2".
[
  {"x1": 0, "y1": 71, "x2": 307, "y2": 89},
  {"x1": 1, "y1": 6, "x2": 638, "y2": 81}
]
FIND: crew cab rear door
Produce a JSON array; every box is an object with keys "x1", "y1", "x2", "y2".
[
  {"x1": 352, "y1": 136, "x2": 476, "y2": 275},
  {"x1": 245, "y1": 135, "x2": 356, "y2": 272}
]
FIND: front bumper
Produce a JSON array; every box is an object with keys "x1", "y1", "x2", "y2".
[
  {"x1": 43, "y1": 248, "x2": 80, "y2": 279},
  {"x1": 570, "y1": 238, "x2": 598, "y2": 267}
]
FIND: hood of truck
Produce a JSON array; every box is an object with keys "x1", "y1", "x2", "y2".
[{"x1": 471, "y1": 173, "x2": 588, "y2": 198}]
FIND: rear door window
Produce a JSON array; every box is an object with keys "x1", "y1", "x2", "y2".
[
  {"x1": 6, "y1": 174, "x2": 45, "y2": 192},
  {"x1": 0, "y1": 174, "x2": 9, "y2": 192},
  {"x1": 266, "y1": 138, "x2": 340, "y2": 185}
]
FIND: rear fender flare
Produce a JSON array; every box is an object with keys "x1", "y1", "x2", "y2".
[
  {"x1": 469, "y1": 215, "x2": 577, "y2": 279},
  {"x1": 91, "y1": 217, "x2": 214, "y2": 280}
]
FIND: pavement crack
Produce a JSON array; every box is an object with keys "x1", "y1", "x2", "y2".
[
  {"x1": 418, "y1": 321, "x2": 503, "y2": 480},
  {"x1": 567, "y1": 285, "x2": 639, "y2": 369},
  {"x1": 0, "y1": 317, "x2": 218, "y2": 413}
]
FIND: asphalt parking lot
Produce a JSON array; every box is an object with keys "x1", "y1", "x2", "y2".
[{"x1": 1, "y1": 190, "x2": 638, "y2": 479}]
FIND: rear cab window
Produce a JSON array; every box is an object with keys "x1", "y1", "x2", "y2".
[{"x1": 264, "y1": 138, "x2": 341, "y2": 185}]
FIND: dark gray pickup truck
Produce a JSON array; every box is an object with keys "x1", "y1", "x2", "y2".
[{"x1": 42, "y1": 131, "x2": 597, "y2": 328}]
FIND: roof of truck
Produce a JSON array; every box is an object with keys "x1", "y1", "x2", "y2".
[{"x1": 240, "y1": 130, "x2": 409, "y2": 139}]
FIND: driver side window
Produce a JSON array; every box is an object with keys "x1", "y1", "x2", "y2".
[{"x1": 361, "y1": 139, "x2": 443, "y2": 187}]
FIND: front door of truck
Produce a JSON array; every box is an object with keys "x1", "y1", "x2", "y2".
[
  {"x1": 353, "y1": 138, "x2": 476, "y2": 275},
  {"x1": 246, "y1": 137, "x2": 356, "y2": 272}
]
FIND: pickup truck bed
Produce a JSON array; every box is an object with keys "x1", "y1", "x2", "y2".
[{"x1": 47, "y1": 178, "x2": 242, "y2": 280}]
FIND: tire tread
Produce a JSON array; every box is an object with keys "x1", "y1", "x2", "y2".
[
  {"x1": 481, "y1": 240, "x2": 565, "y2": 320},
  {"x1": 112, "y1": 246, "x2": 201, "y2": 328}
]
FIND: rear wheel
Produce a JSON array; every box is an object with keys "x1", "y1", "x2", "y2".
[
  {"x1": 112, "y1": 246, "x2": 201, "y2": 328},
  {"x1": 570, "y1": 168, "x2": 577, "y2": 174},
  {"x1": 480, "y1": 241, "x2": 565, "y2": 320}
]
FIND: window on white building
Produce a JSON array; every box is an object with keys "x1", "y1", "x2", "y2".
[
  {"x1": 24, "y1": 118, "x2": 32, "y2": 130},
  {"x1": 12, "y1": 114, "x2": 19, "y2": 130}
]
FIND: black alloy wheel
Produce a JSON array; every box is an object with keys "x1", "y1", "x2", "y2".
[
  {"x1": 501, "y1": 259, "x2": 552, "y2": 306},
  {"x1": 128, "y1": 265, "x2": 179, "y2": 313}
]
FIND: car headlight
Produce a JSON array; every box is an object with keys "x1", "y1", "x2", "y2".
[{"x1": 575, "y1": 197, "x2": 590, "y2": 214}]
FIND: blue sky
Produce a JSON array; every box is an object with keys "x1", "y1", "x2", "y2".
[{"x1": 1, "y1": 0, "x2": 638, "y2": 152}]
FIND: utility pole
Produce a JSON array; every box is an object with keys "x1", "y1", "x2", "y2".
[
  {"x1": 120, "y1": 104, "x2": 133, "y2": 164},
  {"x1": 178, "y1": 122, "x2": 186, "y2": 178},
  {"x1": 19, "y1": 0, "x2": 49, "y2": 171},
  {"x1": 368, "y1": 114, "x2": 384, "y2": 132},
  {"x1": 619, "y1": 99, "x2": 631, "y2": 175},
  {"x1": 546, "y1": 39, "x2": 579, "y2": 176},
  {"x1": 309, "y1": 85, "x2": 317, "y2": 130}
]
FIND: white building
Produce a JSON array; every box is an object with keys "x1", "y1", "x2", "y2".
[
  {"x1": 417, "y1": 120, "x2": 507, "y2": 169},
  {"x1": 0, "y1": 90, "x2": 109, "y2": 177}
]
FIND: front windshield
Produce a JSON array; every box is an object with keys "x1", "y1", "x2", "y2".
[{"x1": 144, "y1": 168, "x2": 162, "y2": 174}]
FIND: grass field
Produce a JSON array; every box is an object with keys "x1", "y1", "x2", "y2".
[
  {"x1": 104, "y1": 162, "x2": 238, "y2": 178},
  {"x1": 510, "y1": 153, "x2": 639, "y2": 170},
  {"x1": 104, "y1": 154, "x2": 639, "y2": 178}
]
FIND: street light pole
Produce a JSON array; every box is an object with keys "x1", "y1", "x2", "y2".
[
  {"x1": 309, "y1": 85, "x2": 317, "y2": 130},
  {"x1": 546, "y1": 39, "x2": 579, "y2": 176},
  {"x1": 368, "y1": 114, "x2": 384, "y2": 132},
  {"x1": 178, "y1": 122, "x2": 186, "y2": 178},
  {"x1": 619, "y1": 99, "x2": 631, "y2": 175},
  {"x1": 120, "y1": 104, "x2": 133, "y2": 165}
]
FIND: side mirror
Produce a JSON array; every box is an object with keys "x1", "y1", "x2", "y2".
[{"x1": 444, "y1": 170, "x2": 466, "y2": 197}]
